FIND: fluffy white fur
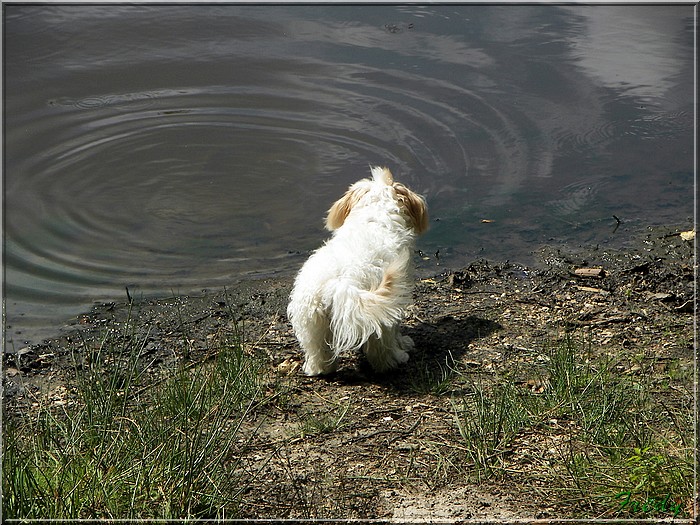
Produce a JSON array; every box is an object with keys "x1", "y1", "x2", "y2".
[{"x1": 287, "y1": 166, "x2": 428, "y2": 376}]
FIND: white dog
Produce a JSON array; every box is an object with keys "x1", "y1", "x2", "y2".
[{"x1": 287, "y1": 166, "x2": 428, "y2": 376}]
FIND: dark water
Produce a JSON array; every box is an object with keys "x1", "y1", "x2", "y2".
[{"x1": 3, "y1": 5, "x2": 695, "y2": 348}]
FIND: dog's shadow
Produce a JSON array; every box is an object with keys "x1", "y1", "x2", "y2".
[{"x1": 332, "y1": 314, "x2": 501, "y2": 392}]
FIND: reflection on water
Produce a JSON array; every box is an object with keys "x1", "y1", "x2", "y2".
[
  {"x1": 3, "y1": 5, "x2": 694, "y2": 347},
  {"x1": 567, "y1": 6, "x2": 691, "y2": 101}
]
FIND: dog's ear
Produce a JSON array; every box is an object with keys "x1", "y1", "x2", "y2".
[
  {"x1": 325, "y1": 185, "x2": 369, "y2": 231},
  {"x1": 395, "y1": 184, "x2": 429, "y2": 235}
]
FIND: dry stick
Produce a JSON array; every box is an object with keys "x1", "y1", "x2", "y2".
[
  {"x1": 612, "y1": 215, "x2": 622, "y2": 233},
  {"x1": 343, "y1": 417, "x2": 421, "y2": 445}
]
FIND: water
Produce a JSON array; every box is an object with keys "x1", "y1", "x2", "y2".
[{"x1": 3, "y1": 5, "x2": 695, "y2": 348}]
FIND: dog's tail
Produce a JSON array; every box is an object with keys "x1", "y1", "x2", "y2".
[{"x1": 328, "y1": 258, "x2": 411, "y2": 355}]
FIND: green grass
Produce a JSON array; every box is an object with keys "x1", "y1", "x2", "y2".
[
  {"x1": 2, "y1": 304, "x2": 264, "y2": 519},
  {"x1": 452, "y1": 379, "x2": 531, "y2": 481},
  {"x1": 4, "y1": 304, "x2": 693, "y2": 520},
  {"x1": 296, "y1": 402, "x2": 351, "y2": 439},
  {"x1": 451, "y1": 333, "x2": 694, "y2": 518},
  {"x1": 408, "y1": 352, "x2": 457, "y2": 396}
]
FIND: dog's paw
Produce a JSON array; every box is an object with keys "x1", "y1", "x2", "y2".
[
  {"x1": 366, "y1": 348, "x2": 410, "y2": 373},
  {"x1": 393, "y1": 349, "x2": 410, "y2": 365},
  {"x1": 303, "y1": 358, "x2": 338, "y2": 376}
]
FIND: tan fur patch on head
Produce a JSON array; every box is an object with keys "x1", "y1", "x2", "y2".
[
  {"x1": 371, "y1": 166, "x2": 394, "y2": 185},
  {"x1": 325, "y1": 184, "x2": 370, "y2": 231},
  {"x1": 394, "y1": 183, "x2": 429, "y2": 234},
  {"x1": 380, "y1": 167, "x2": 394, "y2": 185}
]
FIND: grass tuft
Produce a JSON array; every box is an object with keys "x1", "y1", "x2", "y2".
[
  {"x1": 2, "y1": 303, "x2": 263, "y2": 519},
  {"x1": 452, "y1": 379, "x2": 531, "y2": 480},
  {"x1": 450, "y1": 332, "x2": 693, "y2": 517},
  {"x1": 297, "y1": 402, "x2": 351, "y2": 438}
]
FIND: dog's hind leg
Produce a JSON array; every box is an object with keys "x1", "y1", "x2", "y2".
[
  {"x1": 299, "y1": 313, "x2": 338, "y2": 376},
  {"x1": 363, "y1": 325, "x2": 413, "y2": 373}
]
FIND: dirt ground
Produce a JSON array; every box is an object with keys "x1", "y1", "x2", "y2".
[{"x1": 3, "y1": 225, "x2": 696, "y2": 520}]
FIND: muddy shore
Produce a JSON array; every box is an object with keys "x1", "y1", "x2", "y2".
[{"x1": 3, "y1": 224, "x2": 696, "y2": 519}]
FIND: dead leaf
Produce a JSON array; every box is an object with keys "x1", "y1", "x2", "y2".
[
  {"x1": 517, "y1": 378, "x2": 549, "y2": 394},
  {"x1": 680, "y1": 230, "x2": 695, "y2": 241},
  {"x1": 277, "y1": 358, "x2": 300, "y2": 376}
]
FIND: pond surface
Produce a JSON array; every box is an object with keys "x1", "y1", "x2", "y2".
[{"x1": 3, "y1": 5, "x2": 695, "y2": 348}]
